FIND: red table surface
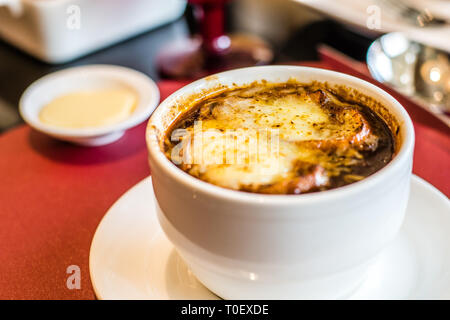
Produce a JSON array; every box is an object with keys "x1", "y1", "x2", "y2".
[{"x1": 0, "y1": 62, "x2": 449, "y2": 300}]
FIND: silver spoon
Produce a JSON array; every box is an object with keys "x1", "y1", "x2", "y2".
[
  {"x1": 367, "y1": 33, "x2": 449, "y2": 123},
  {"x1": 378, "y1": 0, "x2": 447, "y2": 27}
]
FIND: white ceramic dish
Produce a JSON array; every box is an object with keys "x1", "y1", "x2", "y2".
[
  {"x1": 89, "y1": 175, "x2": 450, "y2": 300},
  {"x1": 19, "y1": 65, "x2": 160, "y2": 146},
  {"x1": 0, "y1": 0, "x2": 186, "y2": 63},
  {"x1": 146, "y1": 65, "x2": 414, "y2": 299}
]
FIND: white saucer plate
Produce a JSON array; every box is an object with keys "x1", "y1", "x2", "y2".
[{"x1": 89, "y1": 175, "x2": 450, "y2": 300}]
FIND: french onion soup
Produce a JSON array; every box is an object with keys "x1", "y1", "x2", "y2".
[{"x1": 163, "y1": 80, "x2": 398, "y2": 194}]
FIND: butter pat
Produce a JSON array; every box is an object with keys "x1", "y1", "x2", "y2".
[{"x1": 39, "y1": 88, "x2": 137, "y2": 129}]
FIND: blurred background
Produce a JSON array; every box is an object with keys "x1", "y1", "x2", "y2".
[{"x1": 0, "y1": 0, "x2": 449, "y2": 133}]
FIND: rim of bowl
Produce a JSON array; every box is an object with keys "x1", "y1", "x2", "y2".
[
  {"x1": 146, "y1": 65, "x2": 415, "y2": 205},
  {"x1": 19, "y1": 64, "x2": 160, "y2": 138}
]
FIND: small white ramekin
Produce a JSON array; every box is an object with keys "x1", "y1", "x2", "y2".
[
  {"x1": 146, "y1": 66, "x2": 415, "y2": 299},
  {"x1": 20, "y1": 65, "x2": 160, "y2": 146}
]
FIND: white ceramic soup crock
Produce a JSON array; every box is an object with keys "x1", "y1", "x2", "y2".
[{"x1": 146, "y1": 66, "x2": 415, "y2": 299}]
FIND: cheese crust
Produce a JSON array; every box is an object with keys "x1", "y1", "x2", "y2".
[{"x1": 165, "y1": 82, "x2": 394, "y2": 194}]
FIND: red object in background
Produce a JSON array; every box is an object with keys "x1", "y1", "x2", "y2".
[
  {"x1": 0, "y1": 62, "x2": 448, "y2": 299},
  {"x1": 156, "y1": 0, "x2": 273, "y2": 79},
  {"x1": 190, "y1": 0, "x2": 227, "y2": 55}
]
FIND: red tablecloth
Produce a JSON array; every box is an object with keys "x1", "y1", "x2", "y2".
[{"x1": 0, "y1": 63, "x2": 448, "y2": 300}]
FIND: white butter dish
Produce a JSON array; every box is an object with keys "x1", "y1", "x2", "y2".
[
  {"x1": 0, "y1": 0, "x2": 186, "y2": 63},
  {"x1": 19, "y1": 64, "x2": 160, "y2": 146}
]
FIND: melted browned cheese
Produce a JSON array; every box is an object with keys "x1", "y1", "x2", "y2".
[{"x1": 164, "y1": 82, "x2": 395, "y2": 194}]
